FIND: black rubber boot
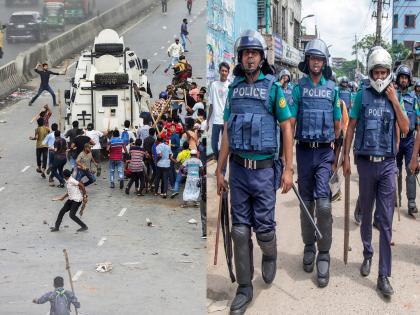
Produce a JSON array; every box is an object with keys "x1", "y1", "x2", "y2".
[
  {"x1": 316, "y1": 252, "x2": 330, "y2": 288},
  {"x1": 230, "y1": 225, "x2": 253, "y2": 315},
  {"x1": 256, "y1": 231, "x2": 277, "y2": 284},
  {"x1": 303, "y1": 243, "x2": 316, "y2": 273}
]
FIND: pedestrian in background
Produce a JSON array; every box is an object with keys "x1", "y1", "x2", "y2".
[
  {"x1": 161, "y1": 0, "x2": 168, "y2": 14},
  {"x1": 180, "y1": 18, "x2": 189, "y2": 52}
]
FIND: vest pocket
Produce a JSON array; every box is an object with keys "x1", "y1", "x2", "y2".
[
  {"x1": 261, "y1": 116, "x2": 276, "y2": 151},
  {"x1": 242, "y1": 113, "x2": 253, "y2": 150},
  {"x1": 251, "y1": 114, "x2": 262, "y2": 151},
  {"x1": 379, "y1": 112, "x2": 391, "y2": 150},
  {"x1": 322, "y1": 110, "x2": 334, "y2": 139},
  {"x1": 364, "y1": 119, "x2": 378, "y2": 148},
  {"x1": 301, "y1": 110, "x2": 311, "y2": 138}
]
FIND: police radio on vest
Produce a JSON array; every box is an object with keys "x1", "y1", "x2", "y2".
[
  {"x1": 302, "y1": 87, "x2": 332, "y2": 98},
  {"x1": 232, "y1": 86, "x2": 268, "y2": 99}
]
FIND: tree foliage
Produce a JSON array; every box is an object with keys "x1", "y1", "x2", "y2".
[
  {"x1": 352, "y1": 34, "x2": 411, "y2": 68},
  {"x1": 333, "y1": 59, "x2": 365, "y2": 81}
]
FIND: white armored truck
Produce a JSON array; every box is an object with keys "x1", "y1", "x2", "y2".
[{"x1": 65, "y1": 29, "x2": 149, "y2": 131}]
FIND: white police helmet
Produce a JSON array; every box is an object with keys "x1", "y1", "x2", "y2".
[{"x1": 367, "y1": 47, "x2": 393, "y2": 93}]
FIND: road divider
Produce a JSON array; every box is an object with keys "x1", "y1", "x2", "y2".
[{"x1": 0, "y1": 0, "x2": 155, "y2": 100}]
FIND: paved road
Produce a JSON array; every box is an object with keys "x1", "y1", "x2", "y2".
[
  {"x1": 207, "y1": 159, "x2": 420, "y2": 314},
  {"x1": 0, "y1": 0, "x2": 120, "y2": 66},
  {"x1": 0, "y1": 0, "x2": 206, "y2": 314}
]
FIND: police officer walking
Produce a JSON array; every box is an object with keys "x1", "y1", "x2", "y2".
[
  {"x1": 289, "y1": 39, "x2": 341, "y2": 288},
  {"x1": 395, "y1": 64, "x2": 419, "y2": 215},
  {"x1": 216, "y1": 30, "x2": 294, "y2": 315},
  {"x1": 339, "y1": 76, "x2": 352, "y2": 110},
  {"x1": 278, "y1": 69, "x2": 295, "y2": 113},
  {"x1": 343, "y1": 47, "x2": 409, "y2": 297}
]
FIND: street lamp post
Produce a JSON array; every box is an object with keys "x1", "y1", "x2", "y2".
[{"x1": 300, "y1": 14, "x2": 315, "y2": 50}]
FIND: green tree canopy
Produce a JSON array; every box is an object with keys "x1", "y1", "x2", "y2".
[{"x1": 352, "y1": 34, "x2": 411, "y2": 70}]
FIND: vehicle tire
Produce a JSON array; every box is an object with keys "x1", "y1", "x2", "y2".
[
  {"x1": 94, "y1": 43, "x2": 124, "y2": 54},
  {"x1": 95, "y1": 73, "x2": 129, "y2": 86}
]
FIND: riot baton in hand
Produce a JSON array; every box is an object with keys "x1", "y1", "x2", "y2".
[
  {"x1": 213, "y1": 191, "x2": 223, "y2": 266},
  {"x1": 292, "y1": 184, "x2": 323, "y2": 240},
  {"x1": 220, "y1": 189, "x2": 235, "y2": 283},
  {"x1": 344, "y1": 174, "x2": 350, "y2": 265},
  {"x1": 396, "y1": 173, "x2": 401, "y2": 222}
]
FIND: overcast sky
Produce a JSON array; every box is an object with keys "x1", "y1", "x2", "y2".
[{"x1": 302, "y1": 0, "x2": 393, "y2": 60}]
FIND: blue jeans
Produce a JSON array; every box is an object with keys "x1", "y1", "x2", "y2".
[
  {"x1": 173, "y1": 169, "x2": 186, "y2": 192},
  {"x1": 109, "y1": 160, "x2": 123, "y2": 183},
  {"x1": 69, "y1": 156, "x2": 77, "y2": 170},
  {"x1": 211, "y1": 124, "x2": 224, "y2": 161},
  {"x1": 165, "y1": 56, "x2": 179, "y2": 71},
  {"x1": 76, "y1": 168, "x2": 96, "y2": 187},
  {"x1": 48, "y1": 150, "x2": 55, "y2": 169},
  {"x1": 181, "y1": 33, "x2": 187, "y2": 50},
  {"x1": 51, "y1": 156, "x2": 66, "y2": 185},
  {"x1": 30, "y1": 84, "x2": 56, "y2": 106}
]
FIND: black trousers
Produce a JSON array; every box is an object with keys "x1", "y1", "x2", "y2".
[
  {"x1": 127, "y1": 171, "x2": 145, "y2": 191},
  {"x1": 55, "y1": 199, "x2": 87, "y2": 229},
  {"x1": 154, "y1": 166, "x2": 169, "y2": 194},
  {"x1": 36, "y1": 147, "x2": 48, "y2": 169}
]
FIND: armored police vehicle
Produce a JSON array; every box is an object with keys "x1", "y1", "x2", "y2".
[{"x1": 65, "y1": 29, "x2": 148, "y2": 131}]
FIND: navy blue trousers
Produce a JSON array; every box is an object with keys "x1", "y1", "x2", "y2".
[
  {"x1": 357, "y1": 157, "x2": 396, "y2": 277},
  {"x1": 229, "y1": 160, "x2": 276, "y2": 233}
]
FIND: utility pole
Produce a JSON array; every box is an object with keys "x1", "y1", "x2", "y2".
[
  {"x1": 374, "y1": 0, "x2": 383, "y2": 45},
  {"x1": 355, "y1": 34, "x2": 360, "y2": 77}
]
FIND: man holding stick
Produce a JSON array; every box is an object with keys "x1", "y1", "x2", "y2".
[
  {"x1": 343, "y1": 47, "x2": 408, "y2": 297},
  {"x1": 33, "y1": 276, "x2": 80, "y2": 315}
]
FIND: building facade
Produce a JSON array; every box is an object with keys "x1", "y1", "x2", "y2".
[
  {"x1": 392, "y1": 0, "x2": 420, "y2": 78},
  {"x1": 392, "y1": 0, "x2": 419, "y2": 47}
]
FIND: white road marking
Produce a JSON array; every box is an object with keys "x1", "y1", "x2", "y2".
[
  {"x1": 121, "y1": 261, "x2": 141, "y2": 265},
  {"x1": 72, "y1": 270, "x2": 83, "y2": 281},
  {"x1": 162, "y1": 25, "x2": 167, "y2": 30},
  {"x1": 160, "y1": 46, "x2": 165, "y2": 50},
  {"x1": 68, "y1": 61, "x2": 77, "y2": 69},
  {"x1": 173, "y1": 34, "x2": 177, "y2": 38},
  {"x1": 153, "y1": 52, "x2": 158, "y2": 56},
  {"x1": 97, "y1": 237, "x2": 107, "y2": 247},
  {"x1": 21, "y1": 166, "x2": 30, "y2": 173},
  {"x1": 0, "y1": 187, "x2": 5, "y2": 192},
  {"x1": 167, "y1": 40, "x2": 170, "y2": 43},
  {"x1": 118, "y1": 208, "x2": 127, "y2": 217}
]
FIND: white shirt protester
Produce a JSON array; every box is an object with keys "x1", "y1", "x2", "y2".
[
  {"x1": 66, "y1": 177, "x2": 83, "y2": 202},
  {"x1": 209, "y1": 79, "x2": 230, "y2": 125},
  {"x1": 85, "y1": 129, "x2": 104, "y2": 150},
  {"x1": 167, "y1": 42, "x2": 184, "y2": 58}
]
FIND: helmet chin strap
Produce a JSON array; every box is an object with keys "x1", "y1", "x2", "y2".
[{"x1": 242, "y1": 60, "x2": 264, "y2": 77}]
